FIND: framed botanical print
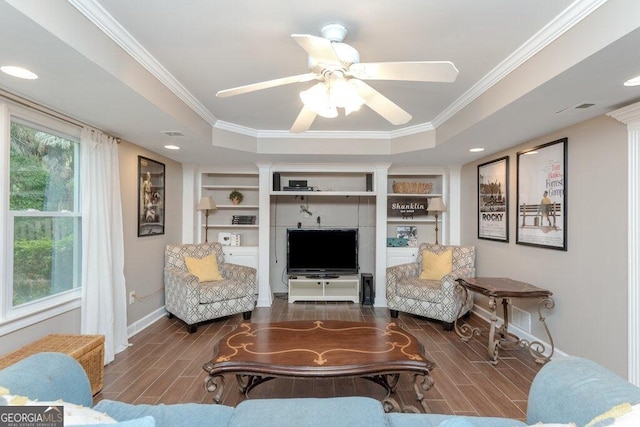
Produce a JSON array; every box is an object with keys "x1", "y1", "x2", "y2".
[
  {"x1": 478, "y1": 156, "x2": 509, "y2": 242},
  {"x1": 516, "y1": 138, "x2": 567, "y2": 250},
  {"x1": 137, "y1": 156, "x2": 165, "y2": 237}
]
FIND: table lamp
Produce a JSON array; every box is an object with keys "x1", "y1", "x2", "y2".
[
  {"x1": 429, "y1": 197, "x2": 446, "y2": 245},
  {"x1": 197, "y1": 196, "x2": 217, "y2": 242}
]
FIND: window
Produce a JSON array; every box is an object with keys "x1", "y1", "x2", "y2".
[{"x1": 1, "y1": 103, "x2": 82, "y2": 329}]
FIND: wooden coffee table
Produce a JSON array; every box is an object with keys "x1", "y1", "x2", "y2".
[{"x1": 202, "y1": 320, "x2": 435, "y2": 412}]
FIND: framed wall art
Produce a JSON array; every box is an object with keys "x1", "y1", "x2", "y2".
[
  {"x1": 137, "y1": 156, "x2": 165, "y2": 237},
  {"x1": 516, "y1": 138, "x2": 567, "y2": 250},
  {"x1": 478, "y1": 156, "x2": 509, "y2": 242}
]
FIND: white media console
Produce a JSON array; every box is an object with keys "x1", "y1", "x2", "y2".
[{"x1": 288, "y1": 275, "x2": 359, "y2": 303}]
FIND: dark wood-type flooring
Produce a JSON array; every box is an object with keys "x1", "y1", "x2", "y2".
[{"x1": 96, "y1": 296, "x2": 542, "y2": 421}]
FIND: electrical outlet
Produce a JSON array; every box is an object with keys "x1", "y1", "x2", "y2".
[{"x1": 129, "y1": 291, "x2": 135, "y2": 305}]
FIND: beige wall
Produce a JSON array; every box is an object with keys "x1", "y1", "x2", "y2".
[
  {"x1": 0, "y1": 140, "x2": 182, "y2": 355},
  {"x1": 118, "y1": 141, "x2": 183, "y2": 326},
  {"x1": 460, "y1": 115, "x2": 628, "y2": 375}
]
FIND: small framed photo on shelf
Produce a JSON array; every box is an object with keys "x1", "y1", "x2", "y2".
[
  {"x1": 138, "y1": 156, "x2": 165, "y2": 237},
  {"x1": 396, "y1": 225, "x2": 418, "y2": 247}
]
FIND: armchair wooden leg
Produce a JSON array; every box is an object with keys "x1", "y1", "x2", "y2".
[
  {"x1": 243, "y1": 311, "x2": 252, "y2": 320},
  {"x1": 390, "y1": 310, "x2": 399, "y2": 318},
  {"x1": 442, "y1": 321, "x2": 454, "y2": 331},
  {"x1": 187, "y1": 324, "x2": 197, "y2": 333},
  {"x1": 167, "y1": 312, "x2": 175, "y2": 319}
]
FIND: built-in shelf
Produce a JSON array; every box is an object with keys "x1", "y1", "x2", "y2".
[{"x1": 200, "y1": 171, "x2": 259, "y2": 246}]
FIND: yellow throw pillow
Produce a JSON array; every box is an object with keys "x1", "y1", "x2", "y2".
[
  {"x1": 419, "y1": 249, "x2": 453, "y2": 280},
  {"x1": 184, "y1": 254, "x2": 223, "y2": 282}
]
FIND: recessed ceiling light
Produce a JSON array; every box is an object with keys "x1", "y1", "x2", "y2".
[
  {"x1": 624, "y1": 75, "x2": 640, "y2": 87},
  {"x1": 1, "y1": 65, "x2": 38, "y2": 80},
  {"x1": 469, "y1": 148, "x2": 484, "y2": 153},
  {"x1": 164, "y1": 145, "x2": 180, "y2": 150}
]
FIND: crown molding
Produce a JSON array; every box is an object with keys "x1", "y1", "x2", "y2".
[
  {"x1": 608, "y1": 101, "x2": 640, "y2": 127},
  {"x1": 67, "y1": 0, "x2": 217, "y2": 126},
  {"x1": 70, "y1": 0, "x2": 605, "y2": 140},
  {"x1": 432, "y1": 0, "x2": 608, "y2": 128}
]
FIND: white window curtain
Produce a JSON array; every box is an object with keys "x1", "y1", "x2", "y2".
[{"x1": 80, "y1": 128, "x2": 129, "y2": 364}]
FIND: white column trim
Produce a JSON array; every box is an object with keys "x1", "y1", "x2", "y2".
[
  {"x1": 374, "y1": 164, "x2": 390, "y2": 307},
  {"x1": 181, "y1": 164, "x2": 197, "y2": 243},
  {"x1": 256, "y1": 163, "x2": 273, "y2": 307},
  {"x1": 608, "y1": 103, "x2": 640, "y2": 385},
  {"x1": 447, "y1": 166, "x2": 461, "y2": 245}
]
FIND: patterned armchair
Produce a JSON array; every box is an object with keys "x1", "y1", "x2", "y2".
[
  {"x1": 164, "y1": 243, "x2": 257, "y2": 333},
  {"x1": 386, "y1": 243, "x2": 475, "y2": 330}
]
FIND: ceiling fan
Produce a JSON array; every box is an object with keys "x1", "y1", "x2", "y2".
[{"x1": 216, "y1": 23, "x2": 459, "y2": 133}]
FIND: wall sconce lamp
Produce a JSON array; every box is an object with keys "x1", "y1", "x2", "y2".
[
  {"x1": 429, "y1": 197, "x2": 446, "y2": 245},
  {"x1": 197, "y1": 196, "x2": 217, "y2": 242}
]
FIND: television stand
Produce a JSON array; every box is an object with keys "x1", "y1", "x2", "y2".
[
  {"x1": 288, "y1": 275, "x2": 359, "y2": 303},
  {"x1": 305, "y1": 274, "x2": 340, "y2": 279}
]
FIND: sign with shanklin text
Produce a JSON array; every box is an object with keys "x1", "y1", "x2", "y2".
[{"x1": 387, "y1": 197, "x2": 428, "y2": 218}]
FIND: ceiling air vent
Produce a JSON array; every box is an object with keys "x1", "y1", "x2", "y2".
[
  {"x1": 555, "y1": 103, "x2": 595, "y2": 114},
  {"x1": 161, "y1": 131, "x2": 184, "y2": 137}
]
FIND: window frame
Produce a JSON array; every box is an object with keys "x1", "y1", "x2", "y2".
[{"x1": 0, "y1": 101, "x2": 82, "y2": 335}]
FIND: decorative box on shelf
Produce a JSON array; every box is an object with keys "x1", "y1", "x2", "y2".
[{"x1": 392, "y1": 181, "x2": 433, "y2": 194}]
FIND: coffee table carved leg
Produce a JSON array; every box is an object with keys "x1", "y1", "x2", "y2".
[
  {"x1": 236, "y1": 374, "x2": 274, "y2": 397},
  {"x1": 413, "y1": 373, "x2": 434, "y2": 401},
  {"x1": 204, "y1": 374, "x2": 225, "y2": 404},
  {"x1": 364, "y1": 373, "x2": 400, "y2": 398}
]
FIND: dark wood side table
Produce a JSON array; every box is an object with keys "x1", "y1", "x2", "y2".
[{"x1": 454, "y1": 277, "x2": 555, "y2": 365}]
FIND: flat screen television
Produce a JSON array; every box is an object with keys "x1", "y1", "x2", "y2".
[{"x1": 286, "y1": 228, "x2": 359, "y2": 277}]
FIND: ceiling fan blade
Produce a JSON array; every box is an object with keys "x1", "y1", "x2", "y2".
[
  {"x1": 291, "y1": 34, "x2": 341, "y2": 66},
  {"x1": 290, "y1": 105, "x2": 317, "y2": 133},
  {"x1": 349, "y1": 61, "x2": 459, "y2": 83},
  {"x1": 216, "y1": 73, "x2": 318, "y2": 97},
  {"x1": 351, "y1": 79, "x2": 412, "y2": 125}
]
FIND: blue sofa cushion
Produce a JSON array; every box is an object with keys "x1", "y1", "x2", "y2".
[
  {"x1": 228, "y1": 396, "x2": 386, "y2": 427},
  {"x1": 93, "y1": 400, "x2": 234, "y2": 427},
  {"x1": 386, "y1": 413, "x2": 527, "y2": 427},
  {"x1": 75, "y1": 416, "x2": 155, "y2": 427},
  {"x1": 0, "y1": 352, "x2": 92, "y2": 407},
  {"x1": 527, "y1": 357, "x2": 640, "y2": 426}
]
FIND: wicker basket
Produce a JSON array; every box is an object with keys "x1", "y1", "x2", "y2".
[
  {"x1": 0, "y1": 334, "x2": 105, "y2": 395},
  {"x1": 392, "y1": 181, "x2": 433, "y2": 194}
]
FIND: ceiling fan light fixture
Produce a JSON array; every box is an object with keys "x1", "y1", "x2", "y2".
[
  {"x1": 300, "y1": 82, "x2": 338, "y2": 118},
  {"x1": 328, "y1": 76, "x2": 365, "y2": 115}
]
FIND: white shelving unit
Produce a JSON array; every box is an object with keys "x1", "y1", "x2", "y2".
[
  {"x1": 200, "y1": 171, "x2": 259, "y2": 246},
  {"x1": 386, "y1": 170, "x2": 446, "y2": 248},
  {"x1": 271, "y1": 169, "x2": 374, "y2": 196}
]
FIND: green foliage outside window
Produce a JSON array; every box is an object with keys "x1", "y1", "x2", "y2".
[{"x1": 9, "y1": 121, "x2": 78, "y2": 307}]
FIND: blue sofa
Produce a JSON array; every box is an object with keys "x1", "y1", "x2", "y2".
[{"x1": 1, "y1": 352, "x2": 640, "y2": 426}]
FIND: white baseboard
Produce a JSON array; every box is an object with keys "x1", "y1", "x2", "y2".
[
  {"x1": 127, "y1": 306, "x2": 167, "y2": 338},
  {"x1": 471, "y1": 305, "x2": 568, "y2": 358}
]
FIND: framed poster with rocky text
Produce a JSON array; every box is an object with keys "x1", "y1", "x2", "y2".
[{"x1": 478, "y1": 156, "x2": 509, "y2": 242}]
